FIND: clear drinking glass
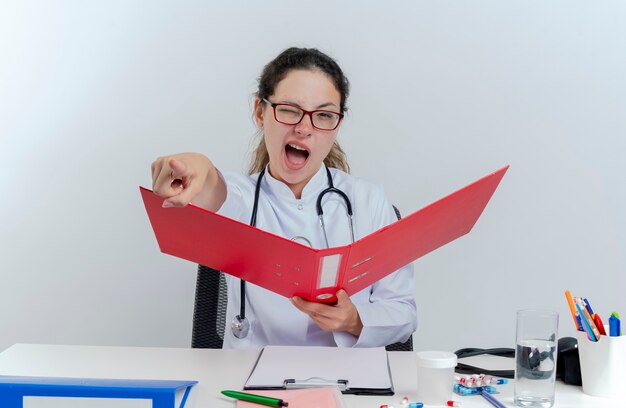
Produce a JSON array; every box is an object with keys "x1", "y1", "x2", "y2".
[{"x1": 514, "y1": 309, "x2": 559, "y2": 408}]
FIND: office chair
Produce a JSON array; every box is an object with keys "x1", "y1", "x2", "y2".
[
  {"x1": 191, "y1": 206, "x2": 414, "y2": 351},
  {"x1": 191, "y1": 264, "x2": 227, "y2": 349}
]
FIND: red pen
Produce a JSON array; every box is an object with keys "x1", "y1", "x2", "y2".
[{"x1": 593, "y1": 314, "x2": 607, "y2": 336}]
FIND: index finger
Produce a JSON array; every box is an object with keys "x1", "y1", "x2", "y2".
[
  {"x1": 169, "y1": 159, "x2": 189, "y2": 180},
  {"x1": 152, "y1": 161, "x2": 185, "y2": 199}
]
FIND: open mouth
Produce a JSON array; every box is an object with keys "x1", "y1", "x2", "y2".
[{"x1": 285, "y1": 143, "x2": 310, "y2": 167}]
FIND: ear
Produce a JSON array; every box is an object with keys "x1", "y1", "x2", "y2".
[{"x1": 253, "y1": 97, "x2": 265, "y2": 128}]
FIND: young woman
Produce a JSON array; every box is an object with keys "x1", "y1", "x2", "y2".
[{"x1": 151, "y1": 47, "x2": 417, "y2": 348}]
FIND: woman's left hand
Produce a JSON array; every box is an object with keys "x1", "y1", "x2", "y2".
[{"x1": 291, "y1": 290, "x2": 363, "y2": 337}]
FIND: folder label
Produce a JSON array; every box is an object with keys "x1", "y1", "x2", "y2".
[{"x1": 318, "y1": 254, "x2": 341, "y2": 289}]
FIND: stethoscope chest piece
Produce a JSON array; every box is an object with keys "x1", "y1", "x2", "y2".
[{"x1": 231, "y1": 314, "x2": 250, "y2": 339}]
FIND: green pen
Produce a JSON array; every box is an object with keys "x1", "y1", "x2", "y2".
[{"x1": 221, "y1": 390, "x2": 289, "y2": 407}]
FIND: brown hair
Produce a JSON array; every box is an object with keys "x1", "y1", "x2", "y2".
[{"x1": 248, "y1": 47, "x2": 350, "y2": 175}]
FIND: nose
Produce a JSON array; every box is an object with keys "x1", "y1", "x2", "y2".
[{"x1": 294, "y1": 112, "x2": 314, "y2": 136}]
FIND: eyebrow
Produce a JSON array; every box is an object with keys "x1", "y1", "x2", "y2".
[{"x1": 278, "y1": 100, "x2": 339, "y2": 110}]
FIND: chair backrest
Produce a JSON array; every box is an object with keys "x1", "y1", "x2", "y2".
[
  {"x1": 191, "y1": 205, "x2": 414, "y2": 351},
  {"x1": 191, "y1": 264, "x2": 227, "y2": 349}
]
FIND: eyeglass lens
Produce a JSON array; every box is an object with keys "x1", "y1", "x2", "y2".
[{"x1": 274, "y1": 105, "x2": 341, "y2": 130}]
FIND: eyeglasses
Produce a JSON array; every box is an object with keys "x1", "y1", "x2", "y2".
[{"x1": 263, "y1": 98, "x2": 343, "y2": 131}]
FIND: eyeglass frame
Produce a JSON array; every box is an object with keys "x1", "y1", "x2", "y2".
[{"x1": 262, "y1": 98, "x2": 344, "y2": 131}]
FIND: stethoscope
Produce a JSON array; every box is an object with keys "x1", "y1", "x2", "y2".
[{"x1": 231, "y1": 165, "x2": 355, "y2": 339}]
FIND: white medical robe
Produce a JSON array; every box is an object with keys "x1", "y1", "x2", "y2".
[{"x1": 218, "y1": 165, "x2": 417, "y2": 348}]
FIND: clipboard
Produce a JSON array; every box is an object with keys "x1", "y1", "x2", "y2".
[
  {"x1": 141, "y1": 165, "x2": 508, "y2": 303},
  {"x1": 0, "y1": 376, "x2": 197, "y2": 408},
  {"x1": 243, "y1": 346, "x2": 394, "y2": 395}
]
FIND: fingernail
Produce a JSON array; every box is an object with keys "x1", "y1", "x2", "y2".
[{"x1": 162, "y1": 201, "x2": 173, "y2": 208}]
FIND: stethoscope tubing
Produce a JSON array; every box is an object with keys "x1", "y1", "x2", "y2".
[
  {"x1": 232, "y1": 165, "x2": 354, "y2": 339},
  {"x1": 240, "y1": 167, "x2": 266, "y2": 321},
  {"x1": 317, "y1": 166, "x2": 355, "y2": 247}
]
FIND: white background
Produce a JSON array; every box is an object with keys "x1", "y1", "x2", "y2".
[{"x1": 1, "y1": 1, "x2": 624, "y2": 353}]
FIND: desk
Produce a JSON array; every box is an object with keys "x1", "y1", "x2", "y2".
[{"x1": 0, "y1": 344, "x2": 620, "y2": 408}]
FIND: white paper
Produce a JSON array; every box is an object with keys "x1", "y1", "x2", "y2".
[
  {"x1": 22, "y1": 386, "x2": 190, "y2": 408},
  {"x1": 245, "y1": 346, "x2": 392, "y2": 391},
  {"x1": 24, "y1": 396, "x2": 151, "y2": 408}
]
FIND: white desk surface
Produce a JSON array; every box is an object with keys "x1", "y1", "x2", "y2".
[{"x1": 0, "y1": 344, "x2": 621, "y2": 408}]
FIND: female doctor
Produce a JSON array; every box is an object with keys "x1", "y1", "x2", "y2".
[{"x1": 151, "y1": 47, "x2": 417, "y2": 348}]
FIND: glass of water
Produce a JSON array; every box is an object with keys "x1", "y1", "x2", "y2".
[{"x1": 514, "y1": 309, "x2": 559, "y2": 408}]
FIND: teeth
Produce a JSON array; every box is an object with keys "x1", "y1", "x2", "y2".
[{"x1": 288, "y1": 144, "x2": 307, "y2": 152}]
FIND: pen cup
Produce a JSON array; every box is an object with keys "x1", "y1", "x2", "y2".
[
  {"x1": 415, "y1": 351, "x2": 457, "y2": 405},
  {"x1": 575, "y1": 328, "x2": 626, "y2": 398}
]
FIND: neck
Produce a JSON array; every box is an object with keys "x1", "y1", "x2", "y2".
[{"x1": 267, "y1": 165, "x2": 321, "y2": 199}]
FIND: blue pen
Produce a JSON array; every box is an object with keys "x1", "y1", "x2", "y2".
[
  {"x1": 480, "y1": 389, "x2": 506, "y2": 408},
  {"x1": 575, "y1": 303, "x2": 598, "y2": 341},
  {"x1": 583, "y1": 298, "x2": 594, "y2": 315},
  {"x1": 609, "y1": 315, "x2": 621, "y2": 337}
]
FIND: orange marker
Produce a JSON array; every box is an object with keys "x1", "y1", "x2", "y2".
[{"x1": 565, "y1": 290, "x2": 583, "y2": 330}]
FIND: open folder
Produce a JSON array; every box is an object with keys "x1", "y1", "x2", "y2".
[
  {"x1": 244, "y1": 346, "x2": 394, "y2": 395},
  {"x1": 141, "y1": 165, "x2": 508, "y2": 302}
]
